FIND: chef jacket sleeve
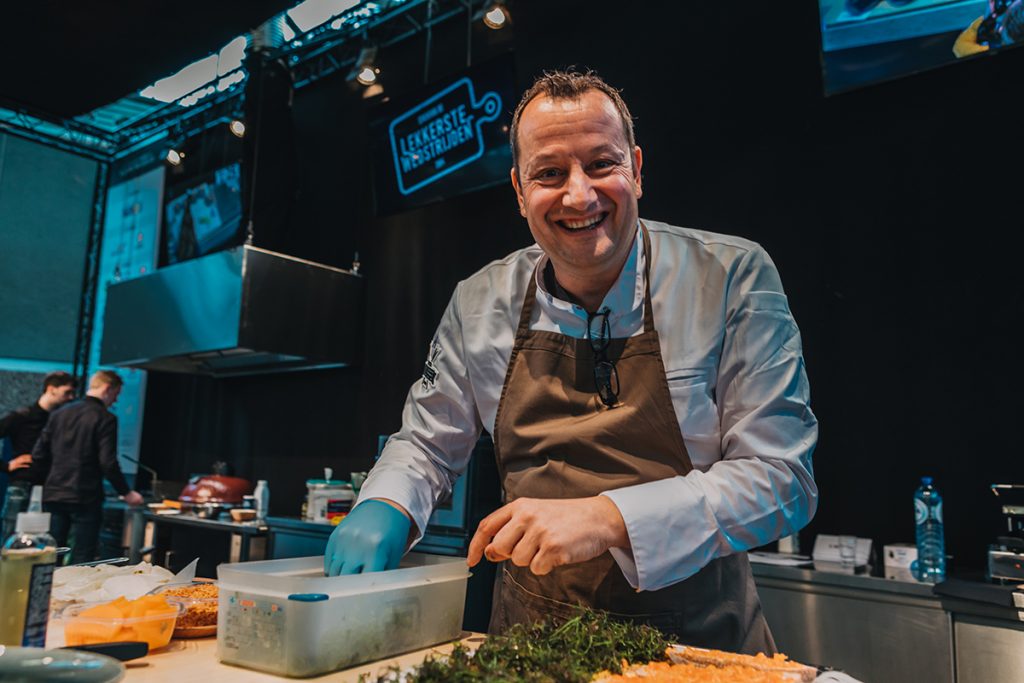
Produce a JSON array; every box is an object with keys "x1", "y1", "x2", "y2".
[
  {"x1": 603, "y1": 244, "x2": 818, "y2": 591},
  {"x1": 356, "y1": 282, "x2": 484, "y2": 543}
]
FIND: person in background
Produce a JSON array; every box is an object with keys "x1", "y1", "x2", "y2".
[
  {"x1": 325, "y1": 70, "x2": 817, "y2": 654},
  {"x1": 31, "y1": 370, "x2": 144, "y2": 564},
  {"x1": 0, "y1": 371, "x2": 77, "y2": 539}
]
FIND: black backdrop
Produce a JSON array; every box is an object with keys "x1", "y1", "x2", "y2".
[{"x1": 140, "y1": 1, "x2": 1024, "y2": 573}]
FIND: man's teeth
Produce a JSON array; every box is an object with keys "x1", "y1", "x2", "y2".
[{"x1": 561, "y1": 215, "x2": 604, "y2": 230}]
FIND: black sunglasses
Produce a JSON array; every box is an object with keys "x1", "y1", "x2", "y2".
[{"x1": 586, "y1": 308, "x2": 620, "y2": 407}]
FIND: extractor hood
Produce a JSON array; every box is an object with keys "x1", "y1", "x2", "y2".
[{"x1": 100, "y1": 245, "x2": 363, "y2": 377}]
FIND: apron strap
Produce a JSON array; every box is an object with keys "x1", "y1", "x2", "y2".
[{"x1": 639, "y1": 221, "x2": 655, "y2": 334}]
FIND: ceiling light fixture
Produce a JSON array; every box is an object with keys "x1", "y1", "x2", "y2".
[
  {"x1": 347, "y1": 45, "x2": 380, "y2": 86},
  {"x1": 229, "y1": 120, "x2": 246, "y2": 138},
  {"x1": 481, "y1": 1, "x2": 510, "y2": 29},
  {"x1": 165, "y1": 149, "x2": 184, "y2": 165}
]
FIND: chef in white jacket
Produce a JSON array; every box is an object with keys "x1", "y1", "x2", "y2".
[{"x1": 325, "y1": 69, "x2": 817, "y2": 654}]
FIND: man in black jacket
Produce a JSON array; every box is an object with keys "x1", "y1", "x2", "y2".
[
  {"x1": 1, "y1": 371, "x2": 77, "y2": 539},
  {"x1": 32, "y1": 370, "x2": 143, "y2": 563}
]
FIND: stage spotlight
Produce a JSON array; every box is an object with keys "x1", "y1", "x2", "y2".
[
  {"x1": 347, "y1": 45, "x2": 379, "y2": 86},
  {"x1": 165, "y1": 149, "x2": 184, "y2": 165},
  {"x1": 481, "y1": 1, "x2": 510, "y2": 29},
  {"x1": 229, "y1": 119, "x2": 246, "y2": 138}
]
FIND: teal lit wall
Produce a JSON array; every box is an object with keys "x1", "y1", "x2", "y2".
[{"x1": 0, "y1": 132, "x2": 99, "y2": 362}]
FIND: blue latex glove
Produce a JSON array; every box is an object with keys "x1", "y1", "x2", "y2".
[{"x1": 324, "y1": 499, "x2": 411, "y2": 576}]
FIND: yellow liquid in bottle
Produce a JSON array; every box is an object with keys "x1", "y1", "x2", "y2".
[{"x1": 0, "y1": 546, "x2": 57, "y2": 646}]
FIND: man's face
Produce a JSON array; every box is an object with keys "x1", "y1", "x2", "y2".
[
  {"x1": 511, "y1": 90, "x2": 643, "y2": 285},
  {"x1": 101, "y1": 384, "x2": 122, "y2": 408},
  {"x1": 46, "y1": 384, "x2": 76, "y2": 406}
]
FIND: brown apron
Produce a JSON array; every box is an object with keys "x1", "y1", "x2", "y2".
[{"x1": 488, "y1": 224, "x2": 775, "y2": 655}]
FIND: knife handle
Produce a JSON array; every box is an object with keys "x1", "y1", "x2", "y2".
[{"x1": 61, "y1": 640, "x2": 150, "y2": 661}]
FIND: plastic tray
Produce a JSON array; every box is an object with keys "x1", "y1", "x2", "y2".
[
  {"x1": 151, "y1": 578, "x2": 219, "y2": 637},
  {"x1": 216, "y1": 552, "x2": 469, "y2": 677}
]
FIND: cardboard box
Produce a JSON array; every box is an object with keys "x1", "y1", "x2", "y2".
[{"x1": 884, "y1": 543, "x2": 918, "y2": 581}]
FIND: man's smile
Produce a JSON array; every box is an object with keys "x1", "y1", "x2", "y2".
[{"x1": 556, "y1": 212, "x2": 609, "y2": 232}]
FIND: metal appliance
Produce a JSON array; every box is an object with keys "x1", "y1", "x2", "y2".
[
  {"x1": 987, "y1": 483, "x2": 1024, "y2": 582},
  {"x1": 99, "y1": 245, "x2": 363, "y2": 377}
]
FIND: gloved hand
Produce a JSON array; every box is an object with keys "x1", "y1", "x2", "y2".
[{"x1": 324, "y1": 499, "x2": 411, "y2": 576}]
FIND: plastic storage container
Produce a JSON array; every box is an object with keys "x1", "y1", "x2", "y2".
[
  {"x1": 62, "y1": 599, "x2": 184, "y2": 650},
  {"x1": 216, "y1": 552, "x2": 469, "y2": 677}
]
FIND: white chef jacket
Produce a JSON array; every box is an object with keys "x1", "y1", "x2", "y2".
[{"x1": 358, "y1": 219, "x2": 818, "y2": 592}]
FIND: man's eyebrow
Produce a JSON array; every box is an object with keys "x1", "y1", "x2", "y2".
[{"x1": 524, "y1": 145, "x2": 627, "y2": 173}]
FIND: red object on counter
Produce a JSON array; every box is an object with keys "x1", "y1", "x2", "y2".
[{"x1": 178, "y1": 475, "x2": 253, "y2": 504}]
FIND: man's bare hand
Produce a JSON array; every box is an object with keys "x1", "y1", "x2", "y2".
[
  {"x1": 122, "y1": 490, "x2": 144, "y2": 506},
  {"x1": 8, "y1": 454, "x2": 32, "y2": 470},
  {"x1": 466, "y1": 496, "x2": 629, "y2": 575}
]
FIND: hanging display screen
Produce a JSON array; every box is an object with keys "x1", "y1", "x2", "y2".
[
  {"x1": 369, "y1": 54, "x2": 516, "y2": 215},
  {"x1": 818, "y1": 0, "x2": 1023, "y2": 94},
  {"x1": 162, "y1": 162, "x2": 243, "y2": 265}
]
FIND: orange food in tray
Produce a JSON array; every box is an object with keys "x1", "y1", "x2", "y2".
[{"x1": 63, "y1": 594, "x2": 183, "y2": 650}]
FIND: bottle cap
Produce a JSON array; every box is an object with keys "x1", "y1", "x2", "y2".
[
  {"x1": 257, "y1": 479, "x2": 268, "y2": 486},
  {"x1": 921, "y1": 476, "x2": 933, "y2": 486},
  {"x1": 15, "y1": 511, "x2": 51, "y2": 535}
]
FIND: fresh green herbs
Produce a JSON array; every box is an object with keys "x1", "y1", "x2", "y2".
[{"x1": 363, "y1": 608, "x2": 671, "y2": 682}]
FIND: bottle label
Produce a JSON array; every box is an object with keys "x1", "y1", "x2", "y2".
[
  {"x1": 915, "y1": 498, "x2": 943, "y2": 525},
  {"x1": 21, "y1": 561, "x2": 55, "y2": 647}
]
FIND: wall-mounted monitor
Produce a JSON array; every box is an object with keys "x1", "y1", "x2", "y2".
[
  {"x1": 818, "y1": 0, "x2": 1023, "y2": 94},
  {"x1": 162, "y1": 162, "x2": 243, "y2": 266}
]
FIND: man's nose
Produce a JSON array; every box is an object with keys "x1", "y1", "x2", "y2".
[{"x1": 562, "y1": 167, "x2": 597, "y2": 210}]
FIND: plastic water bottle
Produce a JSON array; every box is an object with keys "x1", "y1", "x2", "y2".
[
  {"x1": 254, "y1": 480, "x2": 270, "y2": 522},
  {"x1": 0, "y1": 510, "x2": 57, "y2": 646},
  {"x1": 913, "y1": 476, "x2": 946, "y2": 583}
]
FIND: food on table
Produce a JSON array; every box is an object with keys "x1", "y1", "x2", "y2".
[
  {"x1": 369, "y1": 609, "x2": 670, "y2": 682},
  {"x1": 666, "y1": 645, "x2": 817, "y2": 682},
  {"x1": 51, "y1": 561, "x2": 176, "y2": 609},
  {"x1": 369, "y1": 608, "x2": 817, "y2": 683},
  {"x1": 63, "y1": 594, "x2": 182, "y2": 650},
  {"x1": 593, "y1": 660, "x2": 793, "y2": 682},
  {"x1": 159, "y1": 581, "x2": 219, "y2": 629}
]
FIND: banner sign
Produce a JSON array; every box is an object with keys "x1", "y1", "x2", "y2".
[{"x1": 370, "y1": 54, "x2": 516, "y2": 215}]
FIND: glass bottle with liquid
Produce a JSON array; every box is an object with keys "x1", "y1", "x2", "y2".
[{"x1": 0, "y1": 510, "x2": 58, "y2": 646}]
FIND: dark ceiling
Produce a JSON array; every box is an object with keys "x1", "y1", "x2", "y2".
[{"x1": 0, "y1": 1, "x2": 291, "y2": 119}]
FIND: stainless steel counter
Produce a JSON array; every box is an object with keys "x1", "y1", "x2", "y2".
[{"x1": 751, "y1": 562, "x2": 1024, "y2": 683}]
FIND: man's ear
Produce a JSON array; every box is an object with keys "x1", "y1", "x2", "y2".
[
  {"x1": 632, "y1": 146, "x2": 644, "y2": 199},
  {"x1": 510, "y1": 167, "x2": 526, "y2": 216}
]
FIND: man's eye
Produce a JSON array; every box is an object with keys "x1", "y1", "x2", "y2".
[
  {"x1": 592, "y1": 159, "x2": 616, "y2": 170},
  {"x1": 533, "y1": 169, "x2": 563, "y2": 181}
]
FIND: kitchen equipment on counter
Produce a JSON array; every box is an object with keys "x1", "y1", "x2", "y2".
[
  {"x1": 178, "y1": 461, "x2": 253, "y2": 508},
  {"x1": 303, "y1": 468, "x2": 354, "y2": 523},
  {"x1": 229, "y1": 508, "x2": 257, "y2": 522},
  {"x1": 216, "y1": 552, "x2": 469, "y2": 677},
  {"x1": 988, "y1": 483, "x2": 1024, "y2": 582},
  {"x1": 0, "y1": 646, "x2": 126, "y2": 682}
]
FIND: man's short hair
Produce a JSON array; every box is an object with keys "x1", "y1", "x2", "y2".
[
  {"x1": 89, "y1": 370, "x2": 124, "y2": 390},
  {"x1": 43, "y1": 371, "x2": 76, "y2": 391},
  {"x1": 510, "y1": 69, "x2": 637, "y2": 176}
]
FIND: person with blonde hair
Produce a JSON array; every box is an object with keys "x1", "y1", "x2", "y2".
[{"x1": 32, "y1": 369, "x2": 143, "y2": 564}]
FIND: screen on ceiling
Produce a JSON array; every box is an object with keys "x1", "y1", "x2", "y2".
[
  {"x1": 162, "y1": 162, "x2": 243, "y2": 265},
  {"x1": 368, "y1": 53, "x2": 517, "y2": 216},
  {"x1": 818, "y1": 0, "x2": 1023, "y2": 94}
]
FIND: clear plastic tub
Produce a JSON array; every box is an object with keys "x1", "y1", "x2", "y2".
[
  {"x1": 62, "y1": 598, "x2": 184, "y2": 650},
  {"x1": 216, "y1": 552, "x2": 469, "y2": 677}
]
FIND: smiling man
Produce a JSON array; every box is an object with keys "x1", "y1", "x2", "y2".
[{"x1": 326, "y1": 70, "x2": 818, "y2": 654}]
